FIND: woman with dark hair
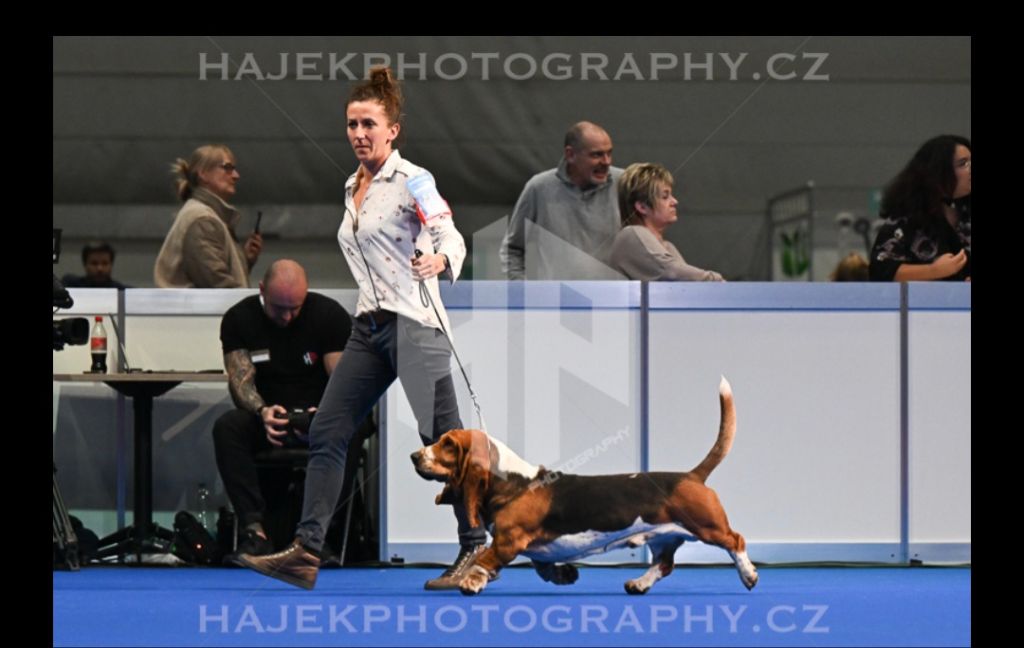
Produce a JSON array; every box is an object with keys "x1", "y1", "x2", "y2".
[
  {"x1": 239, "y1": 68, "x2": 478, "y2": 591},
  {"x1": 869, "y1": 135, "x2": 971, "y2": 281}
]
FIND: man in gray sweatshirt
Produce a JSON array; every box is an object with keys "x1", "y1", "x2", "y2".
[{"x1": 500, "y1": 122, "x2": 623, "y2": 280}]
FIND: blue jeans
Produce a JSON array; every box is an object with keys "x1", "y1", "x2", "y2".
[{"x1": 295, "y1": 314, "x2": 486, "y2": 552}]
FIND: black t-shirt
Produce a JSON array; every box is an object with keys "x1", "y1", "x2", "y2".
[{"x1": 220, "y1": 292, "x2": 352, "y2": 410}]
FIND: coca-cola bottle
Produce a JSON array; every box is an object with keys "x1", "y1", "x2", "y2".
[{"x1": 90, "y1": 316, "x2": 108, "y2": 373}]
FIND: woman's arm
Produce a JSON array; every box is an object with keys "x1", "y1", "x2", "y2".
[
  {"x1": 892, "y1": 250, "x2": 968, "y2": 281},
  {"x1": 408, "y1": 171, "x2": 466, "y2": 281}
]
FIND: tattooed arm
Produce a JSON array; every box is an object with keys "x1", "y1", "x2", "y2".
[
  {"x1": 224, "y1": 349, "x2": 289, "y2": 446},
  {"x1": 224, "y1": 349, "x2": 265, "y2": 413}
]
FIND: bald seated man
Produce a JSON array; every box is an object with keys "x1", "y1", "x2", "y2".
[
  {"x1": 500, "y1": 121, "x2": 624, "y2": 280},
  {"x1": 213, "y1": 259, "x2": 352, "y2": 563}
]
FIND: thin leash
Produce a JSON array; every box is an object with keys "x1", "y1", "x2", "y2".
[{"x1": 415, "y1": 249, "x2": 487, "y2": 432}]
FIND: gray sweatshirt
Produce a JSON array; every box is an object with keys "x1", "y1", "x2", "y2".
[{"x1": 500, "y1": 160, "x2": 623, "y2": 280}]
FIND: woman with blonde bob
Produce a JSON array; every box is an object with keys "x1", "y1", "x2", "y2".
[{"x1": 609, "y1": 163, "x2": 724, "y2": 281}]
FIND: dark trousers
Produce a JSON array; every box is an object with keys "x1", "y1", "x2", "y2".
[
  {"x1": 213, "y1": 408, "x2": 371, "y2": 537},
  {"x1": 295, "y1": 314, "x2": 486, "y2": 552},
  {"x1": 212, "y1": 408, "x2": 278, "y2": 529}
]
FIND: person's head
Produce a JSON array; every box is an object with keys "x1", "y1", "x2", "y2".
[
  {"x1": 564, "y1": 122, "x2": 613, "y2": 189},
  {"x1": 171, "y1": 144, "x2": 239, "y2": 202},
  {"x1": 905, "y1": 135, "x2": 972, "y2": 199},
  {"x1": 618, "y1": 163, "x2": 678, "y2": 232},
  {"x1": 346, "y1": 67, "x2": 403, "y2": 169},
  {"x1": 829, "y1": 252, "x2": 869, "y2": 282},
  {"x1": 81, "y1": 241, "x2": 115, "y2": 282},
  {"x1": 882, "y1": 135, "x2": 971, "y2": 226},
  {"x1": 259, "y1": 260, "x2": 309, "y2": 328}
]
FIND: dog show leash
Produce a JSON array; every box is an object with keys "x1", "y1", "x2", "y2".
[{"x1": 415, "y1": 249, "x2": 488, "y2": 432}]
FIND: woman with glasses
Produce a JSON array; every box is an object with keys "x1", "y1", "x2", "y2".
[
  {"x1": 869, "y1": 135, "x2": 971, "y2": 282},
  {"x1": 155, "y1": 144, "x2": 263, "y2": 288},
  {"x1": 609, "y1": 163, "x2": 725, "y2": 281}
]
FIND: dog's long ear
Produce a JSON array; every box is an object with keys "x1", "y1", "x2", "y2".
[
  {"x1": 458, "y1": 430, "x2": 492, "y2": 528},
  {"x1": 433, "y1": 432, "x2": 467, "y2": 507},
  {"x1": 435, "y1": 485, "x2": 459, "y2": 506}
]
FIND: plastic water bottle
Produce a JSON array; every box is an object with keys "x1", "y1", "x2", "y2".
[
  {"x1": 196, "y1": 483, "x2": 211, "y2": 533},
  {"x1": 89, "y1": 316, "x2": 107, "y2": 373}
]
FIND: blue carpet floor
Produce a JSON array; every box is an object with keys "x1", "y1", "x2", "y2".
[{"x1": 53, "y1": 566, "x2": 969, "y2": 647}]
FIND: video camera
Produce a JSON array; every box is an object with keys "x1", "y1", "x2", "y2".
[{"x1": 53, "y1": 229, "x2": 89, "y2": 351}]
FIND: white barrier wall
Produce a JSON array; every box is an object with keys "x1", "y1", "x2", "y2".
[
  {"x1": 53, "y1": 283, "x2": 970, "y2": 563},
  {"x1": 648, "y1": 283, "x2": 903, "y2": 563},
  {"x1": 907, "y1": 284, "x2": 971, "y2": 562}
]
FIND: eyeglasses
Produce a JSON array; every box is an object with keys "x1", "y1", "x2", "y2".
[
  {"x1": 218, "y1": 162, "x2": 238, "y2": 173},
  {"x1": 954, "y1": 158, "x2": 971, "y2": 170}
]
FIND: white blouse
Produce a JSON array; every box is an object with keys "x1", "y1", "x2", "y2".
[{"x1": 338, "y1": 150, "x2": 467, "y2": 329}]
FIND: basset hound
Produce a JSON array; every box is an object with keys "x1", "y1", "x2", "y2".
[{"x1": 410, "y1": 377, "x2": 758, "y2": 595}]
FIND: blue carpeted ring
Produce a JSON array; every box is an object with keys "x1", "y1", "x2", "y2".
[{"x1": 54, "y1": 566, "x2": 970, "y2": 647}]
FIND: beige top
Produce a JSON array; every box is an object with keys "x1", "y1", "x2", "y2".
[{"x1": 609, "y1": 225, "x2": 724, "y2": 282}]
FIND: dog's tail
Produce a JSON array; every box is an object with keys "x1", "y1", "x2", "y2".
[{"x1": 689, "y1": 376, "x2": 736, "y2": 483}]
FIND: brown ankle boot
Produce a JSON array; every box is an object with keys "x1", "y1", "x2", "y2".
[
  {"x1": 423, "y1": 545, "x2": 496, "y2": 590},
  {"x1": 238, "y1": 539, "x2": 320, "y2": 590}
]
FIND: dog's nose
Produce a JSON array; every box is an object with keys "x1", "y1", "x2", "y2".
[{"x1": 410, "y1": 450, "x2": 420, "y2": 466}]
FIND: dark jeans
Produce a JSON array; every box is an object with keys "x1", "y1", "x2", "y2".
[
  {"x1": 212, "y1": 408, "x2": 369, "y2": 536},
  {"x1": 212, "y1": 408, "x2": 280, "y2": 529},
  {"x1": 295, "y1": 314, "x2": 486, "y2": 553}
]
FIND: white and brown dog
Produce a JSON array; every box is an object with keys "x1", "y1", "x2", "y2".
[{"x1": 410, "y1": 377, "x2": 757, "y2": 595}]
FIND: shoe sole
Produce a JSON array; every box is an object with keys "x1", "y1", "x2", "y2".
[
  {"x1": 423, "y1": 580, "x2": 460, "y2": 591},
  {"x1": 237, "y1": 554, "x2": 317, "y2": 590},
  {"x1": 424, "y1": 572, "x2": 499, "y2": 590}
]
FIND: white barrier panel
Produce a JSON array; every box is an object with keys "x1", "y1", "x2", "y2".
[
  {"x1": 52, "y1": 284, "x2": 970, "y2": 564},
  {"x1": 908, "y1": 284, "x2": 970, "y2": 562},
  {"x1": 649, "y1": 283, "x2": 904, "y2": 563}
]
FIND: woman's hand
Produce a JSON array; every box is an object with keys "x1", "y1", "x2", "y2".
[
  {"x1": 244, "y1": 232, "x2": 263, "y2": 266},
  {"x1": 411, "y1": 253, "x2": 447, "y2": 280},
  {"x1": 931, "y1": 249, "x2": 967, "y2": 279}
]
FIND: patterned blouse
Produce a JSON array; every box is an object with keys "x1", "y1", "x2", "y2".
[
  {"x1": 338, "y1": 150, "x2": 466, "y2": 329},
  {"x1": 869, "y1": 205, "x2": 971, "y2": 281}
]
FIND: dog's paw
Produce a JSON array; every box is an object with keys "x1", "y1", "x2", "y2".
[
  {"x1": 459, "y1": 565, "x2": 491, "y2": 596},
  {"x1": 624, "y1": 579, "x2": 651, "y2": 595},
  {"x1": 552, "y1": 563, "x2": 579, "y2": 585},
  {"x1": 741, "y1": 569, "x2": 759, "y2": 591}
]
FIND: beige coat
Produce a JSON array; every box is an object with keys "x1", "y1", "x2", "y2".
[{"x1": 154, "y1": 187, "x2": 251, "y2": 288}]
